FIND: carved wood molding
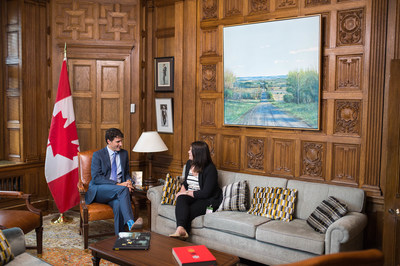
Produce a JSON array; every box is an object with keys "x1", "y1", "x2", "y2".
[
  {"x1": 224, "y1": 0, "x2": 242, "y2": 17},
  {"x1": 276, "y1": 0, "x2": 297, "y2": 9},
  {"x1": 305, "y1": 0, "x2": 331, "y2": 7},
  {"x1": 272, "y1": 139, "x2": 295, "y2": 177},
  {"x1": 54, "y1": 0, "x2": 138, "y2": 42},
  {"x1": 336, "y1": 55, "x2": 363, "y2": 91},
  {"x1": 246, "y1": 137, "x2": 265, "y2": 171},
  {"x1": 301, "y1": 141, "x2": 325, "y2": 180},
  {"x1": 364, "y1": 0, "x2": 388, "y2": 190},
  {"x1": 334, "y1": 100, "x2": 361, "y2": 135},
  {"x1": 199, "y1": 134, "x2": 216, "y2": 159},
  {"x1": 155, "y1": 27, "x2": 174, "y2": 38},
  {"x1": 248, "y1": 0, "x2": 270, "y2": 14},
  {"x1": 323, "y1": 56, "x2": 329, "y2": 91},
  {"x1": 201, "y1": 0, "x2": 218, "y2": 20},
  {"x1": 201, "y1": 29, "x2": 218, "y2": 56},
  {"x1": 201, "y1": 99, "x2": 216, "y2": 126},
  {"x1": 221, "y1": 135, "x2": 240, "y2": 170},
  {"x1": 337, "y1": 8, "x2": 364, "y2": 46},
  {"x1": 332, "y1": 143, "x2": 359, "y2": 185},
  {"x1": 201, "y1": 64, "x2": 217, "y2": 91}
]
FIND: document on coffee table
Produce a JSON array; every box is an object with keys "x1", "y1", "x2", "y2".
[
  {"x1": 172, "y1": 245, "x2": 216, "y2": 266},
  {"x1": 113, "y1": 232, "x2": 151, "y2": 250}
]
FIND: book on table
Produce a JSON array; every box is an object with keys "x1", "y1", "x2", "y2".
[
  {"x1": 113, "y1": 232, "x2": 151, "y2": 250},
  {"x1": 172, "y1": 245, "x2": 216, "y2": 266}
]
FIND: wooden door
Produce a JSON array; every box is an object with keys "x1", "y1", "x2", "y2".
[
  {"x1": 69, "y1": 59, "x2": 96, "y2": 152},
  {"x1": 68, "y1": 59, "x2": 125, "y2": 152},
  {"x1": 383, "y1": 59, "x2": 400, "y2": 266},
  {"x1": 96, "y1": 61, "x2": 125, "y2": 148}
]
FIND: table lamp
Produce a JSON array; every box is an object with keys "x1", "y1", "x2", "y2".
[{"x1": 132, "y1": 131, "x2": 168, "y2": 185}]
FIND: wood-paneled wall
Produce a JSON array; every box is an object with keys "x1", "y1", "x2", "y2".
[
  {"x1": 1, "y1": 0, "x2": 399, "y2": 256},
  {"x1": 144, "y1": 0, "x2": 400, "y2": 250},
  {"x1": 1, "y1": 0, "x2": 48, "y2": 163},
  {"x1": 0, "y1": 0, "x2": 50, "y2": 206}
]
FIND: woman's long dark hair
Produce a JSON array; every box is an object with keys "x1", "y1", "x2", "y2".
[{"x1": 191, "y1": 141, "x2": 212, "y2": 173}]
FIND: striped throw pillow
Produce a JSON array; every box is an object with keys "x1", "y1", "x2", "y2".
[
  {"x1": 160, "y1": 173, "x2": 181, "y2": 205},
  {"x1": 217, "y1": 180, "x2": 249, "y2": 212},
  {"x1": 247, "y1": 187, "x2": 297, "y2": 222},
  {"x1": 307, "y1": 196, "x2": 348, "y2": 233},
  {"x1": 0, "y1": 230, "x2": 14, "y2": 265}
]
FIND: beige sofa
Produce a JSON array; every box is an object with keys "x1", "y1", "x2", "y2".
[
  {"x1": 2, "y1": 227, "x2": 50, "y2": 265},
  {"x1": 147, "y1": 170, "x2": 367, "y2": 265}
]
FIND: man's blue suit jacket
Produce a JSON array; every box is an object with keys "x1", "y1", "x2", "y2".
[{"x1": 85, "y1": 147, "x2": 131, "y2": 204}]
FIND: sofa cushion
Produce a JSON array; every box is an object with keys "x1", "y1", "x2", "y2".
[
  {"x1": 287, "y1": 180, "x2": 365, "y2": 220},
  {"x1": 158, "y1": 205, "x2": 203, "y2": 228},
  {"x1": 256, "y1": 219, "x2": 325, "y2": 255},
  {"x1": 307, "y1": 196, "x2": 348, "y2": 233},
  {"x1": 248, "y1": 187, "x2": 297, "y2": 222},
  {"x1": 217, "y1": 180, "x2": 249, "y2": 212},
  {"x1": 8, "y1": 253, "x2": 50, "y2": 266},
  {"x1": 160, "y1": 173, "x2": 181, "y2": 205},
  {"x1": 0, "y1": 230, "x2": 14, "y2": 264},
  {"x1": 203, "y1": 211, "x2": 270, "y2": 238}
]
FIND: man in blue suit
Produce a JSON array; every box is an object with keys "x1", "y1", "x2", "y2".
[{"x1": 85, "y1": 128, "x2": 143, "y2": 235}]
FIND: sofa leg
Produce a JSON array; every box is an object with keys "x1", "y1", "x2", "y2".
[{"x1": 35, "y1": 226, "x2": 43, "y2": 254}]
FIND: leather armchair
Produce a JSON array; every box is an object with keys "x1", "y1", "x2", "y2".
[
  {"x1": 278, "y1": 249, "x2": 384, "y2": 266},
  {"x1": 77, "y1": 150, "x2": 139, "y2": 249},
  {"x1": 0, "y1": 191, "x2": 43, "y2": 255}
]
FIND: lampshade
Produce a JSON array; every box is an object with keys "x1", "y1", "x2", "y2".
[{"x1": 132, "y1": 131, "x2": 168, "y2": 153}]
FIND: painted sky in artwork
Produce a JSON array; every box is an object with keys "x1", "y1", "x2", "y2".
[{"x1": 223, "y1": 15, "x2": 321, "y2": 77}]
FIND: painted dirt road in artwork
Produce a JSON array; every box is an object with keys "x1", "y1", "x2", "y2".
[{"x1": 235, "y1": 102, "x2": 310, "y2": 128}]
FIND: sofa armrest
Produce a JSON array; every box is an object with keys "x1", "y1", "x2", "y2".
[
  {"x1": 325, "y1": 212, "x2": 367, "y2": 254},
  {"x1": 147, "y1": 185, "x2": 163, "y2": 230},
  {"x1": 2, "y1": 227, "x2": 26, "y2": 256}
]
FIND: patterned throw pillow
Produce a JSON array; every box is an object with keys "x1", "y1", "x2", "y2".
[
  {"x1": 307, "y1": 196, "x2": 348, "y2": 233},
  {"x1": 247, "y1": 187, "x2": 297, "y2": 222},
  {"x1": 0, "y1": 230, "x2": 14, "y2": 265},
  {"x1": 160, "y1": 173, "x2": 181, "y2": 205},
  {"x1": 217, "y1": 180, "x2": 249, "y2": 212}
]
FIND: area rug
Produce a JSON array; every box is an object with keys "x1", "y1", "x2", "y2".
[
  {"x1": 25, "y1": 210, "x2": 262, "y2": 265},
  {"x1": 24, "y1": 210, "x2": 130, "y2": 265}
]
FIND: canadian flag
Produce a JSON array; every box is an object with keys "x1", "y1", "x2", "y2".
[{"x1": 45, "y1": 59, "x2": 80, "y2": 213}]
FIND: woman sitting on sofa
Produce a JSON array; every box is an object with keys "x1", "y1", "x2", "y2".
[{"x1": 169, "y1": 141, "x2": 222, "y2": 240}]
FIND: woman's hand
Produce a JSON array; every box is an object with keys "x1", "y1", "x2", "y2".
[{"x1": 176, "y1": 190, "x2": 193, "y2": 198}]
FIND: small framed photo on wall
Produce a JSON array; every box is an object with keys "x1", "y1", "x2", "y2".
[
  {"x1": 155, "y1": 98, "x2": 173, "y2": 133},
  {"x1": 154, "y1": 57, "x2": 174, "y2": 92}
]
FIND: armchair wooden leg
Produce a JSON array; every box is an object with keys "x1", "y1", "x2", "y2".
[
  {"x1": 35, "y1": 226, "x2": 43, "y2": 254},
  {"x1": 79, "y1": 214, "x2": 83, "y2": 235},
  {"x1": 83, "y1": 222, "x2": 89, "y2": 249}
]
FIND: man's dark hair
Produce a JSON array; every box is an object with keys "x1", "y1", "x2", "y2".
[
  {"x1": 191, "y1": 141, "x2": 212, "y2": 173},
  {"x1": 105, "y1": 128, "x2": 124, "y2": 143}
]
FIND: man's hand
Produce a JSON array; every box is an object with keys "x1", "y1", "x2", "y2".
[{"x1": 118, "y1": 180, "x2": 134, "y2": 192}]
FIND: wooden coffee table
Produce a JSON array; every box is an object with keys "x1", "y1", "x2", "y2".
[{"x1": 89, "y1": 232, "x2": 239, "y2": 265}]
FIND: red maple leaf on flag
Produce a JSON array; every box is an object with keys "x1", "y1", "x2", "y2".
[{"x1": 48, "y1": 112, "x2": 79, "y2": 160}]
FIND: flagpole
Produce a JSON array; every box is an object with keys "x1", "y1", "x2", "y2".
[
  {"x1": 50, "y1": 42, "x2": 74, "y2": 225},
  {"x1": 64, "y1": 42, "x2": 67, "y2": 60}
]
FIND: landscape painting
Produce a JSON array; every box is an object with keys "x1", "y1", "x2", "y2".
[{"x1": 223, "y1": 15, "x2": 321, "y2": 130}]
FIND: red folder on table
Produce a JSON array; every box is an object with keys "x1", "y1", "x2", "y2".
[{"x1": 172, "y1": 245, "x2": 216, "y2": 266}]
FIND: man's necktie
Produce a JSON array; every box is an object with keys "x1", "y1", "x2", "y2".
[{"x1": 111, "y1": 151, "x2": 118, "y2": 181}]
